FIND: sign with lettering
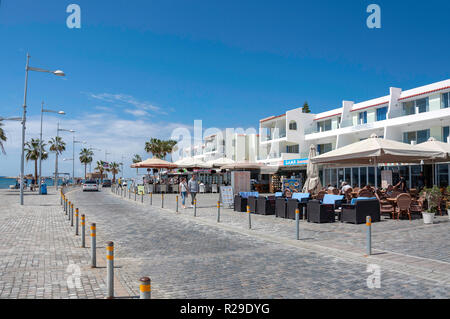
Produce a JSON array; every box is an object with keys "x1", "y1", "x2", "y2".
[
  {"x1": 220, "y1": 186, "x2": 234, "y2": 208},
  {"x1": 283, "y1": 158, "x2": 308, "y2": 166}
]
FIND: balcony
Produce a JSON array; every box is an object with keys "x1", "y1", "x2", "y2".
[{"x1": 261, "y1": 128, "x2": 287, "y2": 141}]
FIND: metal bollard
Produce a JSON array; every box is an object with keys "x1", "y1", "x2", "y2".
[
  {"x1": 176, "y1": 195, "x2": 179, "y2": 213},
  {"x1": 150, "y1": 192, "x2": 153, "y2": 205},
  {"x1": 302, "y1": 206, "x2": 306, "y2": 221},
  {"x1": 135, "y1": 190, "x2": 137, "y2": 201},
  {"x1": 139, "y1": 277, "x2": 151, "y2": 299},
  {"x1": 194, "y1": 198, "x2": 197, "y2": 217},
  {"x1": 70, "y1": 204, "x2": 74, "y2": 227},
  {"x1": 217, "y1": 201, "x2": 221, "y2": 223},
  {"x1": 68, "y1": 202, "x2": 72, "y2": 220},
  {"x1": 366, "y1": 216, "x2": 372, "y2": 256},
  {"x1": 81, "y1": 214, "x2": 86, "y2": 248},
  {"x1": 75, "y1": 208, "x2": 79, "y2": 235},
  {"x1": 90, "y1": 223, "x2": 96, "y2": 268},
  {"x1": 295, "y1": 208, "x2": 300, "y2": 240},
  {"x1": 161, "y1": 193, "x2": 164, "y2": 208},
  {"x1": 247, "y1": 205, "x2": 252, "y2": 229},
  {"x1": 129, "y1": 189, "x2": 131, "y2": 199},
  {"x1": 141, "y1": 193, "x2": 144, "y2": 203},
  {"x1": 60, "y1": 192, "x2": 63, "y2": 205},
  {"x1": 64, "y1": 198, "x2": 67, "y2": 214},
  {"x1": 106, "y1": 241, "x2": 114, "y2": 299}
]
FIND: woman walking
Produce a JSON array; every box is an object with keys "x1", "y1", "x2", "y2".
[{"x1": 179, "y1": 177, "x2": 189, "y2": 209}]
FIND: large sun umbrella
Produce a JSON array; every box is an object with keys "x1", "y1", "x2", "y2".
[
  {"x1": 130, "y1": 158, "x2": 178, "y2": 169},
  {"x1": 206, "y1": 157, "x2": 235, "y2": 168},
  {"x1": 417, "y1": 137, "x2": 450, "y2": 161},
  {"x1": 175, "y1": 157, "x2": 211, "y2": 169},
  {"x1": 417, "y1": 137, "x2": 450, "y2": 185},
  {"x1": 311, "y1": 134, "x2": 442, "y2": 188},
  {"x1": 302, "y1": 144, "x2": 322, "y2": 194},
  {"x1": 220, "y1": 161, "x2": 265, "y2": 170}
]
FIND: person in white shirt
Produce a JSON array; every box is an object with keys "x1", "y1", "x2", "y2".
[
  {"x1": 341, "y1": 181, "x2": 352, "y2": 193},
  {"x1": 179, "y1": 177, "x2": 189, "y2": 209}
]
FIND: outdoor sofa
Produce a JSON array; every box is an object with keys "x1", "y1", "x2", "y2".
[
  {"x1": 307, "y1": 194, "x2": 344, "y2": 223},
  {"x1": 341, "y1": 197, "x2": 380, "y2": 224},
  {"x1": 256, "y1": 195, "x2": 277, "y2": 215},
  {"x1": 234, "y1": 192, "x2": 259, "y2": 212},
  {"x1": 286, "y1": 193, "x2": 310, "y2": 220}
]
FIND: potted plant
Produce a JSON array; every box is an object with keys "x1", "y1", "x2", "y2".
[{"x1": 421, "y1": 186, "x2": 441, "y2": 224}]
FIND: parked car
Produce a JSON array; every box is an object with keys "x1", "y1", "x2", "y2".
[
  {"x1": 102, "y1": 179, "x2": 112, "y2": 188},
  {"x1": 82, "y1": 180, "x2": 99, "y2": 192}
]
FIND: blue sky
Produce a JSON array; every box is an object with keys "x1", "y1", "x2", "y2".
[{"x1": 0, "y1": 0, "x2": 449, "y2": 177}]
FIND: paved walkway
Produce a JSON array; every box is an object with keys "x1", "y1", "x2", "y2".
[
  {"x1": 0, "y1": 188, "x2": 130, "y2": 299},
  {"x1": 1, "y1": 186, "x2": 448, "y2": 299},
  {"x1": 65, "y1": 188, "x2": 449, "y2": 298}
]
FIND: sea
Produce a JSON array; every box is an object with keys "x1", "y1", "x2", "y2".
[{"x1": 0, "y1": 177, "x2": 64, "y2": 189}]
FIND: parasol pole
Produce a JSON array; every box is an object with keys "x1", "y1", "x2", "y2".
[{"x1": 374, "y1": 157, "x2": 378, "y2": 189}]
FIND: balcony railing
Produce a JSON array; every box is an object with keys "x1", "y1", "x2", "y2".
[{"x1": 261, "y1": 128, "x2": 286, "y2": 141}]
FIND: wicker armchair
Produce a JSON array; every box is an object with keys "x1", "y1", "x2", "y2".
[
  {"x1": 256, "y1": 196, "x2": 276, "y2": 215},
  {"x1": 375, "y1": 193, "x2": 395, "y2": 219},
  {"x1": 395, "y1": 193, "x2": 412, "y2": 220},
  {"x1": 358, "y1": 189, "x2": 374, "y2": 197},
  {"x1": 341, "y1": 199, "x2": 381, "y2": 224}
]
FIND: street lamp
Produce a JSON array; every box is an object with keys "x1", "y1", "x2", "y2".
[
  {"x1": 39, "y1": 101, "x2": 65, "y2": 194},
  {"x1": 72, "y1": 137, "x2": 86, "y2": 184},
  {"x1": 20, "y1": 53, "x2": 65, "y2": 205},
  {"x1": 55, "y1": 123, "x2": 74, "y2": 191}
]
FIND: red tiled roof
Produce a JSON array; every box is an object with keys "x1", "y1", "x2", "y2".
[
  {"x1": 260, "y1": 114, "x2": 286, "y2": 123},
  {"x1": 398, "y1": 86, "x2": 450, "y2": 101},
  {"x1": 313, "y1": 113, "x2": 342, "y2": 121},
  {"x1": 350, "y1": 101, "x2": 389, "y2": 112}
]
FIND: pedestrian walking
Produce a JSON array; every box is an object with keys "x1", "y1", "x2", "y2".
[
  {"x1": 188, "y1": 175, "x2": 199, "y2": 208},
  {"x1": 179, "y1": 177, "x2": 189, "y2": 209}
]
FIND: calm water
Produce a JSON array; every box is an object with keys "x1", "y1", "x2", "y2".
[{"x1": 0, "y1": 177, "x2": 64, "y2": 189}]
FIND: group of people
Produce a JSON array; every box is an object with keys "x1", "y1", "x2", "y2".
[{"x1": 179, "y1": 175, "x2": 200, "y2": 209}]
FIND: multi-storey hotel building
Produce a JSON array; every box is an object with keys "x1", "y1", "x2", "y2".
[{"x1": 178, "y1": 79, "x2": 450, "y2": 189}]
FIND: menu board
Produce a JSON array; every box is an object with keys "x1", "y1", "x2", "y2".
[
  {"x1": 231, "y1": 171, "x2": 250, "y2": 194},
  {"x1": 137, "y1": 185, "x2": 145, "y2": 195},
  {"x1": 381, "y1": 170, "x2": 392, "y2": 189},
  {"x1": 220, "y1": 186, "x2": 234, "y2": 208}
]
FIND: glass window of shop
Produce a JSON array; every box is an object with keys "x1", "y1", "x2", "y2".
[
  {"x1": 360, "y1": 167, "x2": 367, "y2": 187},
  {"x1": 330, "y1": 169, "x2": 338, "y2": 187},
  {"x1": 344, "y1": 168, "x2": 351, "y2": 185},
  {"x1": 338, "y1": 168, "x2": 344, "y2": 186},
  {"x1": 410, "y1": 165, "x2": 422, "y2": 188},
  {"x1": 368, "y1": 167, "x2": 375, "y2": 186},
  {"x1": 352, "y1": 167, "x2": 359, "y2": 188},
  {"x1": 376, "y1": 107, "x2": 388, "y2": 121},
  {"x1": 438, "y1": 164, "x2": 449, "y2": 187},
  {"x1": 324, "y1": 168, "x2": 330, "y2": 186}
]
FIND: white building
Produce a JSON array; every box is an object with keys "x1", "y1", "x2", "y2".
[{"x1": 258, "y1": 79, "x2": 450, "y2": 188}]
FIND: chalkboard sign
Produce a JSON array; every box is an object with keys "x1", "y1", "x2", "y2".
[{"x1": 220, "y1": 186, "x2": 234, "y2": 208}]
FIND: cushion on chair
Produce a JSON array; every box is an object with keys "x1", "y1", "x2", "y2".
[
  {"x1": 292, "y1": 193, "x2": 310, "y2": 201},
  {"x1": 322, "y1": 194, "x2": 344, "y2": 205},
  {"x1": 275, "y1": 192, "x2": 283, "y2": 197},
  {"x1": 350, "y1": 197, "x2": 377, "y2": 205}
]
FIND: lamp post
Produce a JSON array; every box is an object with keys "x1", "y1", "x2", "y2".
[
  {"x1": 39, "y1": 102, "x2": 65, "y2": 194},
  {"x1": 55, "y1": 124, "x2": 75, "y2": 191},
  {"x1": 72, "y1": 136, "x2": 86, "y2": 184},
  {"x1": 19, "y1": 53, "x2": 65, "y2": 205}
]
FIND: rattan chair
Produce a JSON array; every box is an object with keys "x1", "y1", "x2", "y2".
[{"x1": 395, "y1": 193, "x2": 412, "y2": 221}]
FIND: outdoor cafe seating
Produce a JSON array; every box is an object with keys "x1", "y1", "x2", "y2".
[
  {"x1": 275, "y1": 193, "x2": 288, "y2": 218},
  {"x1": 341, "y1": 197, "x2": 380, "y2": 224},
  {"x1": 286, "y1": 193, "x2": 310, "y2": 220},
  {"x1": 234, "y1": 192, "x2": 259, "y2": 212},
  {"x1": 307, "y1": 194, "x2": 344, "y2": 223},
  {"x1": 256, "y1": 195, "x2": 277, "y2": 215}
]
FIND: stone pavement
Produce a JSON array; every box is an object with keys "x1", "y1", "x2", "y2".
[
  {"x1": 62, "y1": 187, "x2": 450, "y2": 299},
  {"x1": 0, "y1": 188, "x2": 130, "y2": 299}
]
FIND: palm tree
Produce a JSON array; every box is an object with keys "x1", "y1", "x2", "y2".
[
  {"x1": 132, "y1": 154, "x2": 142, "y2": 175},
  {"x1": 144, "y1": 138, "x2": 177, "y2": 159},
  {"x1": 0, "y1": 122, "x2": 7, "y2": 154},
  {"x1": 109, "y1": 162, "x2": 120, "y2": 183},
  {"x1": 79, "y1": 148, "x2": 94, "y2": 180},
  {"x1": 48, "y1": 136, "x2": 66, "y2": 155},
  {"x1": 95, "y1": 160, "x2": 106, "y2": 183},
  {"x1": 24, "y1": 138, "x2": 48, "y2": 183}
]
